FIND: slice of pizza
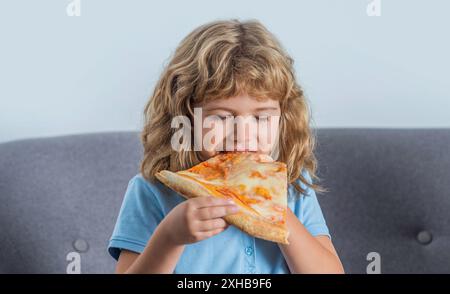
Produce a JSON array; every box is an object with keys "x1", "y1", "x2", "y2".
[{"x1": 155, "y1": 152, "x2": 289, "y2": 244}]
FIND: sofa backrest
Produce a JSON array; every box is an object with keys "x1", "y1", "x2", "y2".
[
  {"x1": 0, "y1": 132, "x2": 142, "y2": 273},
  {"x1": 315, "y1": 128, "x2": 450, "y2": 273}
]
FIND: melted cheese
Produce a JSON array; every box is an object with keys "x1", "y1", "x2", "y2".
[{"x1": 179, "y1": 152, "x2": 287, "y2": 225}]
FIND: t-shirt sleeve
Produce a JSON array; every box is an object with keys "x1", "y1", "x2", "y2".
[
  {"x1": 108, "y1": 175, "x2": 165, "y2": 260},
  {"x1": 289, "y1": 170, "x2": 331, "y2": 239}
]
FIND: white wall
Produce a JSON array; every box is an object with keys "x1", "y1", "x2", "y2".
[{"x1": 1, "y1": 0, "x2": 449, "y2": 143}]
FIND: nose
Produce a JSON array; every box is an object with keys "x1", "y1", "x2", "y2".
[{"x1": 233, "y1": 117, "x2": 258, "y2": 151}]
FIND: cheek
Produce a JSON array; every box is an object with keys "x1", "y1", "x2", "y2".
[
  {"x1": 201, "y1": 121, "x2": 228, "y2": 151},
  {"x1": 198, "y1": 149, "x2": 216, "y2": 161}
]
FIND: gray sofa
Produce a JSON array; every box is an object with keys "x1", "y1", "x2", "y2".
[{"x1": 1, "y1": 129, "x2": 449, "y2": 274}]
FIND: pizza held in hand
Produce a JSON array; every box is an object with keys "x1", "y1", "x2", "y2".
[{"x1": 155, "y1": 152, "x2": 289, "y2": 244}]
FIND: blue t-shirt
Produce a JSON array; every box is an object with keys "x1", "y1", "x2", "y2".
[{"x1": 108, "y1": 170, "x2": 330, "y2": 274}]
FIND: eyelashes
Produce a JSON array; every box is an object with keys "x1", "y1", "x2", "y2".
[
  {"x1": 216, "y1": 115, "x2": 234, "y2": 121},
  {"x1": 212, "y1": 115, "x2": 270, "y2": 122}
]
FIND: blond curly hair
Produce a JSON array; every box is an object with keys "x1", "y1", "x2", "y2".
[{"x1": 140, "y1": 19, "x2": 326, "y2": 196}]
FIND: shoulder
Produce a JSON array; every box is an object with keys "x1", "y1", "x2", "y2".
[
  {"x1": 127, "y1": 173, "x2": 167, "y2": 198},
  {"x1": 128, "y1": 173, "x2": 152, "y2": 188},
  {"x1": 288, "y1": 169, "x2": 314, "y2": 200},
  {"x1": 288, "y1": 170, "x2": 331, "y2": 237},
  {"x1": 124, "y1": 173, "x2": 185, "y2": 212}
]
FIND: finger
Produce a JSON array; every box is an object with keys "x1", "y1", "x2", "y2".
[
  {"x1": 193, "y1": 196, "x2": 235, "y2": 209},
  {"x1": 197, "y1": 205, "x2": 240, "y2": 220},
  {"x1": 198, "y1": 218, "x2": 228, "y2": 232},
  {"x1": 198, "y1": 227, "x2": 227, "y2": 239}
]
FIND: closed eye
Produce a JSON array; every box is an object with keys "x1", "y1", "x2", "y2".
[{"x1": 218, "y1": 115, "x2": 234, "y2": 120}]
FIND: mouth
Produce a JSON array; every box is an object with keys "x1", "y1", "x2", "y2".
[{"x1": 218, "y1": 150, "x2": 258, "y2": 154}]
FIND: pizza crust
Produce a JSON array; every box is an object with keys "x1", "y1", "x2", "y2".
[
  {"x1": 155, "y1": 170, "x2": 289, "y2": 244},
  {"x1": 156, "y1": 170, "x2": 214, "y2": 199},
  {"x1": 225, "y1": 211, "x2": 289, "y2": 244}
]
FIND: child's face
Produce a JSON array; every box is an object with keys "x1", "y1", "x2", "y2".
[{"x1": 197, "y1": 94, "x2": 281, "y2": 160}]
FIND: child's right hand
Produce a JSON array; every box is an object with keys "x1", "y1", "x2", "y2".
[{"x1": 160, "y1": 196, "x2": 240, "y2": 245}]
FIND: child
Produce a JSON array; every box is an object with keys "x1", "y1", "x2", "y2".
[{"x1": 108, "y1": 19, "x2": 344, "y2": 274}]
